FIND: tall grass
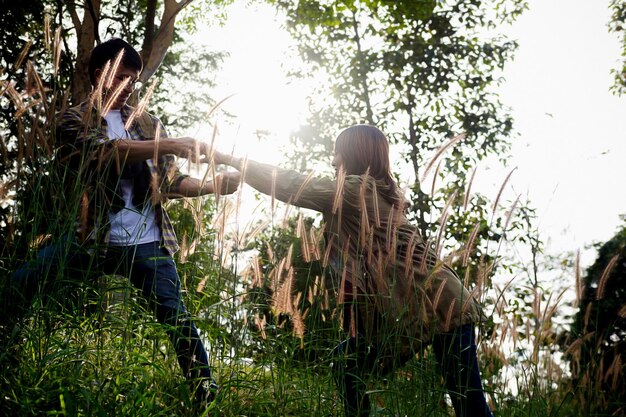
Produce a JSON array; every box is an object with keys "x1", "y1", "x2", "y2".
[{"x1": 1, "y1": 31, "x2": 624, "y2": 417}]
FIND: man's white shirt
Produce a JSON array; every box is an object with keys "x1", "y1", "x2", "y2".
[{"x1": 103, "y1": 110, "x2": 161, "y2": 246}]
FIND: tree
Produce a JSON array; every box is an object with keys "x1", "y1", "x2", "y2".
[
  {"x1": 63, "y1": 0, "x2": 194, "y2": 103},
  {"x1": 267, "y1": 0, "x2": 526, "y2": 285},
  {"x1": 567, "y1": 220, "x2": 626, "y2": 414}
]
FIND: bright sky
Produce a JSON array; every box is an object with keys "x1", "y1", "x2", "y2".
[
  {"x1": 195, "y1": 5, "x2": 310, "y2": 165},
  {"x1": 497, "y1": 0, "x2": 626, "y2": 263},
  {"x1": 193, "y1": 0, "x2": 626, "y2": 265}
]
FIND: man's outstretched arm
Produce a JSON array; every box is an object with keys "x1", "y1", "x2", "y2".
[
  {"x1": 166, "y1": 171, "x2": 241, "y2": 198},
  {"x1": 111, "y1": 137, "x2": 212, "y2": 164}
]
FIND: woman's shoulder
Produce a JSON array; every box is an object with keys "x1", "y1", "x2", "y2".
[
  {"x1": 343, "y1": 174, "x2": 395, "y2": 192},
  {"x1": 343, "y1": 174, "x2": 379, "y2": 186},
  {"x1": 344, "y1": 174, "x2": 364, "y2": 184}
]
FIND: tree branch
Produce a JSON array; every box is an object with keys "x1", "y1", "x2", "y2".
[
  {"x1": 140, "y1": 0, "x2": 195, "y2": 82},
  {"x1": 141, "y1": 0, "x2": 157, "y2": 67},
  {"x1": 63, "y1": 0, "x2": 83, "y2": 33},
  {"x1": 350, "y1": 8, "x2": 374, "y2": 125},
  {"x1": 84, "y1": 0, "x2": 101, "y2": 44}
]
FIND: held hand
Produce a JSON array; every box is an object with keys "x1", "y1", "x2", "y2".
[
  {"x1": 214, "y1": 171, "x2": 241, "y2": 195},
  {"x1": 170, "y1": 137, "x2": 212, "y2": 163}
]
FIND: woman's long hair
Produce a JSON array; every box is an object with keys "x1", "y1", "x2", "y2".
[{"x1": 335, "y1": 125, "x2": 402, "y2": 205}]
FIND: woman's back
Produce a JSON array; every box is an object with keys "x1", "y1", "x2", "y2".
[{"x1": 320, "y1": 174, "x2": 481, "y2": 349}]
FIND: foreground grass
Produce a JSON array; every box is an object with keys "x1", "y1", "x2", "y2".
[{"x1": 0, "y1": 274, "x2": 585, "y2": 417}]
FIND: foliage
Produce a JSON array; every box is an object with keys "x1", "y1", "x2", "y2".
[
  {"x1": 271, "y1": 0, "x2": 525, "y2": 288},
  {"x1": 0, "y1": 3, "x2": 73, "y2": 253},
  {"x1": 568, "y1": 219, "x2": 626, "y2": 415},
  {"x1": 149, "y1": 37, "x2": 227, "y2": 135},
  {"x1": 0, "y1": 39, "x2": 71, "y2": 266},
  {"x1": 609, "y1": 0, "x2": 626, "y2": 95},
  {"x1": 481, "y1": 201, "x2": 575, "y2": 404},
  {"x1": 240, "y1": 216, "x2": 340, "y2": 363},
  {"x1": 163, "y1": 195, "x2": 270, "y2": 368}
]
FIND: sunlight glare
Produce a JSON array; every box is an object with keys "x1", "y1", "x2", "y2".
[{"x1": 191, "y1": 3, "x2": 317, "y2": 165}]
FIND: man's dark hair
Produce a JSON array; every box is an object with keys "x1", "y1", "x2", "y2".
[{"x1": 88, "y1": 38, "x2": 143, "y2": 85}]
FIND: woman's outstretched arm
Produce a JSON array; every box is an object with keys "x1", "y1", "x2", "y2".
[{"x1": 213, "y1": 151, "x2": 338, "y2": 213}]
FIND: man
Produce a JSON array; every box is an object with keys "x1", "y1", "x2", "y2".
[{"x1": 12, "y1": 38, "x2": 238, "y2": 405}]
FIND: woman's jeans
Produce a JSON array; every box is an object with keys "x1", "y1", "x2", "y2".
[
  {"x1": 331, "y1": 324, "x2": 493, "y2": 417},
  {"x1": 11, "y1": 237, "x2": 214, "y2": 391}
]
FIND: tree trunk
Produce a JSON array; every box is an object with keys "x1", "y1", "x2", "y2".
[
  {"x1": 70, "y1": 0, "x2": 102, "y2": 104},
  {"x1": 408, "y1": 108, "x2": 430, "y2": 238}
]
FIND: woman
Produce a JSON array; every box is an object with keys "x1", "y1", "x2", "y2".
[{"x1": 214, "y1": 125, "x2": 493, "y2": 417}]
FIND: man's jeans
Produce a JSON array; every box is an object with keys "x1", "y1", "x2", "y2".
[{"x1": 11, "y1": 237, "x2": 213, "y2": 385}]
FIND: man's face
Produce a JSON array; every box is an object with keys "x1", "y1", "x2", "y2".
[{"x1": 95, "y1": 64, "x2": 140, "y2": 110}]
